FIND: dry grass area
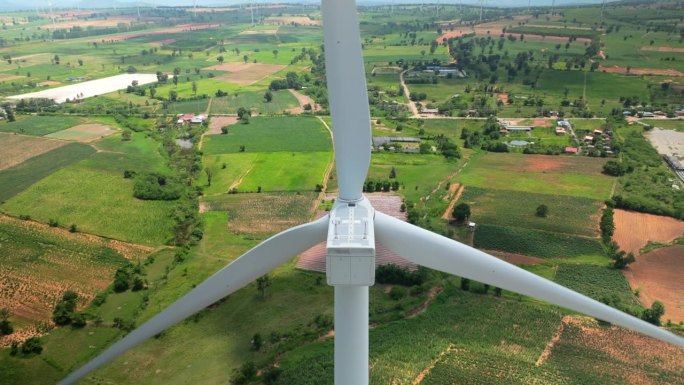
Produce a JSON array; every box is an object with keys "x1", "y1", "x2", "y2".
[
  {"x1": 641, "y1": 46, "x2": 684, "y2": 53},
  {"x1": 87, "y1": 23, "x2": 222, "y2": 43},
  {"x1": 264, "y1": 16, "x2": 320, "y2": 26},
  {"x1": 287, "y1": 89, "x2": 320, "y2": 114},
  {"x1": 0, "y1": 133, "x2": 67, "y2": 171},
  {"x1": 148, "y1": 38, "x2": 176, "y2": 46},
  {"x1": 542, "y1": 315, "x2": 684, "y2": 384},
  {"x1": 48, "y1": 17, "x2": 136, "y2": 29},
  {"x1": 599, "y1": 65, "x2": 684, "y2": 77},
  {"x1": 210, "y1": 63, "x2": 286, "y2": 85},
  {"x1": 613, "y1": 209, "x2": 684, "y2": 254},
  {"x1": 436, "y1": 20, "x2": 591, "y2": 43},
  {"x1": 207, "y1": 116, "x2": 239, "y2": 135},
  {"x1": 239, "y1": 29, "x2": 279, "y2": 35},
  {"x1": 0, "y1": 215, "x2": 152, "y2": 342},
  {"x1": 623, "y1": 246, "x2": 684, "y2": 323},
  {"x1": 0, "y1": 74, "x2": 24, "y2": 82},
  {"x1": 45, "y1": 124, "x2": 117, "y2": 142},
  {"x1": 501, "y1": 154, "x2": 598, "y2": 173}
]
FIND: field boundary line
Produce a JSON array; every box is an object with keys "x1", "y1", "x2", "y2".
[
  {"x1": 411, "y1": 344, "x2": 457, "y2": 385},
  {"x1": 535, "y1": 316, "x2": 568, "y2": 366},
  {"x1": 228, "y1": 164, "x2": 256, "y2": 191}
]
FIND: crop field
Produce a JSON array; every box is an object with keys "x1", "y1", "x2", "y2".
[
  {"x1": 202, "y1": 116, "x2": 331, "y2": 155},
  {"x1": 202, "y1": 192, "x2": 317, "y2": 235},
  {"x1": 613, "y1": 209, "x2": 684, "y2": 255},
  {"x1": 460, "y1": 187, "x2": 602, "y2": 237},
  {"x1": 238, "y1": 152, "x2": 332, "y2": 192},
  {"x1": 542, "y1": 316, "x2": 684, "y2": 384},
  {"x1": 0, "y1": 142, "x2": 96, "y2": 202},
  {"x1": 474, "y1": 224, "x2": 605, "y2": 259},
  {"x1": 2, "y1": 133, "x2": 175, "y2": 245},
  {"x1": 276, "y1": 287, "x2": 564, "y2": 385},
  {"x1": 623, "y1": 246, "x2": 684, "y2": 323},
  {"x1": 212, "y1": 63, "x2": 287, "y2": 85},
  {"x1": 641, "y1": 119, "x2": 684, "y2": 132},
  {"x1": 0, "y1": 133, "x2": 66, "y2": 171},
  {"x1": 45, "y1": 123, "x2": 117, "y2": 142},
  {"x1": 554, "y1": 265, "x2": 641, "y2": 312},
  {"x1": 455, "y1": 153, "x2": 614, "y2": 200},
  {"x1": 0, "y1": 215, "x2": 148, "y2": 331},
  {"x1": 209, "y1": 90, "x2": 299, "y2": 115},
  {"x1": 0, "y1": 115, "x2": 81, "y2": 136}
]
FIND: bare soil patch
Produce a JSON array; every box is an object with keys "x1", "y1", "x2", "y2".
[
  {"x1": 264, "y1": 16, "x2": 320, "y2": 26},
  {"x1": 646, "y1": 127, "x2": 684, "y2": 158},
  {"x1": 483, "y1": 249, "x2": 545, "y2": 265},
  {"x1": 497, "y1": 93, "x2": 509, "y2": 104},
  {"x1": 287, "y1": 89, "x2": 320, "y2": 114},
  {"x1": 442, "y1": 184, "x2": 464, "y2": 220},
  {"x1": 407, "y1": 287, "x2": 444, "y2": 318},
  {"x1": 148, "y1": 38, "x2": 176, "y2": 46},
  {"x1": 503, "y1": 155, "x2": 576, "y2": 172},
  {"x1": 613, "y1": 209, "x2": 684, "y2": 255},
  {"x1": 599, "y1": 65, "x2": 684, "y2": 77},
  {"x1": 38, "y1": 81, "x2": 61, "y2": 87},
  {"x1": 87, "y1": 23, "x2": 221, "y2": 43},
  {"x1": 623, "y1": 246, "x2": 684, "y2": 323},
  {"x1": 599, "y1": 50, "x2": 606, "y2": 60},
  {"x1": 641, "y1": 46, "x2": 684, "y2": 53},
  {"x1": 206, "y1": 116, "x2": 239, "y2": 135},
  {"x1": 0, "y1": 74, "x2": 24, "y2": 82},
  {"x1": 209, "y1": 63, "x2": 286, "y2": 85},
  {"x1": 239, "y1": 29, "x2": 279, "y2": 35},
  {"x1": 49, "y1": 17, "x2": 136, "y2": 29},
  {"x1": 0, "y1": 133, "x2": 67, "y2": 171},
  {"x1": 45, "y1": 124, "x2": 116, "y2": 142}
]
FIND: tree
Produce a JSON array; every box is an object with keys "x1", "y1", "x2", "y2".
[
  {"x1": 217, "y1": 55, "x2": 224, "y2": 64},
  {"x1": 0, "y1": 308, "x2": 13, "y2": 336},
  {"x1": 256, "y1": 274, "x2": 271, "y2": 298},
  {"x1": 20, "y1": 337, "x2": 43, "y2": 355},
  {"x1": 603, "y1": 160, "x2": 627, "y2": 176},
  {"x1": 452, "y1": 203, "x2": 471, "y2": 223},
  {"x1": 77, "y1": 59, "x2": 83, "y2": 66},
  {"x1": 71, "y1": 313, "x2": 86, "y2": 328},
  {"x1": 237, "y1": 107, "x2": 250, "y2": 120},
  {"x1": 205, "y1": 167, "x2": 213, "y2": 186},
  {"x1": 243, "y1": 55, "x2": 249, "y2": 63},
  {"x1": 389, "y1": 167, "x2": 397, "y2": 179},
  {"x1": 264, "y1": 90, "x2": 273, "y2": 102},
  {"x1": 149, "y1": 87, "x2": 157, "y2": 98},
  {"x1": 535, "y1": 204, "x2": 549, "y2": 217},
  {"x1": 642, "y1": 301, "x2": 665, "y2": 326},
  {"x1": 168, "y1": 90, "x2": 178, "y2": 102},
  {"x1": 221, "y1": 126, "x2": 229, "y2": 134},
  {"x1": 251, "y1": 333, "x2": 262, "y2": 351},
  {"x1": 192, "y1": 81, "x2": 198, "y2": 95},
  {"x1": 272, "y1": 49, "x2": 278, "y2": 57}
]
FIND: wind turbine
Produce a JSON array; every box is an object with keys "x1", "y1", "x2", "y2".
[
  {"x1": 601, "y1": 0, "x2": 607, "y2": 23},
  {"x1": 479, "y1": 0, "x2": 484, "y2": 23},
  {"x1": 58, "y1": 0, "x2": 684, "y2": 383}
]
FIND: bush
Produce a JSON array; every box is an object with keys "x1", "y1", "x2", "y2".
[
  {"x1": 263, "y1": 367, "x2": 283, "y2": 385},
  {"x1": 535, "y1": 204, "x2": 549, "y2": 218},
  {"x1": 603, "y1": 160, "x2": 628, "y2": 176},
  {"x1": 642, "y1": 301, "x2": 665, "y2": 326},
  {"x1": 20, "y1": 337, "x2": 43, "y2": 355},
  {"x1": 133, "y1": 173, "x2": 184, "y2": 201},
  {"x1": 0, "y1": 320, "x2": 13, "y2": 336},
  {"x1": 71, "y1": 313, "x2": 86, "y2": 328},
  {"x1": 389, "y1": 286, "x2": 407, "y2": 300},
  {"x1": 453, "y1": 203, "x2": 471, "y2": 223},
  {"x1": 376, "y1": 264, "x2": 427, "y2": 286}
]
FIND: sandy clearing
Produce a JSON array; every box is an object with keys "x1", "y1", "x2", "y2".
[
  {"x1": 239, "y1": 29, "x2": 279, "y2": 35},
  {"x1": 212, "y1": 63, "x2": 286, "y2": 85},
  {"x1": 287, "y1": 89, "x2": 320, "y2": 114},
  {"x1": 0, "y1": 133, "x2": 67, "y2": 171},
  {"x1": 502, "y1": 155, "x2": 578, "y2": 173},
  {"x1": 497, "y1": 93, "x2": 509, "y2": 104},
  {"x1": 599, "y1": 65, "x2": 684, "y2": 77},
  {"x1": 613, "y1": 209, "x2": 684, "y2": 255},
  {"x1": 646, "y1": 127, "x2": 684, "y2": 158},
  {"x1": 442, "y1": 184, "x2": 465, "y2": 220},
  {"x1": 10, "y1": 53, "x2": 49, "y2": 62},
  {"x1": 207, "y1": 116, "x2": 239, "y2": 135},
  {"x1": 264, "y1": 16, "x2": 320, "y2": 26},
  {"x1": 8, "y1": 73, "x2": 159, "y2": 104},
  {"x1": 641, "y1": 46, "x2": 684, "y2": 53},
  {"x1": 47, "y1": 17, "x2": 137, "y2": 30},
  {"x1": 45, "y1": 124, "x2": 117, "y2": 142},
  {"x1": 623, "y1": 246, "x2": 684, "y2": 323},
  {"x1": 38, "y1": 81, "x2": 61, "y2": 87}
]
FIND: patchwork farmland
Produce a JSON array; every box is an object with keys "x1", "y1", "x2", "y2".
[{"x1": 0, "y1": 1, "x2": 683, "y2": 384}]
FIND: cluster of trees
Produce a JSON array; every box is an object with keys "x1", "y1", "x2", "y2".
[
  {"x1": 375, "y1": 264, "x2": 428, "y2": 286},
  {"x1": 52, "y1": 291, "x2": 86, "y2": 328},
  {"x1": 113, "y1": 263, "x2": 146, "y2": 293},
  {"x1": 452, "y1": 203, "x2": 471, "y2": 223},
  {"x1": 269, "y1": 72, "x2": 307, "y2": 91},
  {"x1": 9, "y1": 337, "x2": 43, "y2": 357},
  {"x1": 362, "y1": 180, "x2": 401, "y2": 193},
  {"x1": 600, "y1": 206, "x2": 615, "y2": 243},
  {"x1": 606, "y1": 240, "x2": 635, "y2": 269},
  {"x1": 133, "y1": 173, "x2": 184, "y2": 201},
  {"x1": 1, "y1": 102, "x2": 15, "y2": 122},
  {"x1": 603, "y1": 160, "x2": 630, "y2": 176}
]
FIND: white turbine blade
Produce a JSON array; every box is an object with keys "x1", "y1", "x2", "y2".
[
  {"x1": 321, "y1": 0, "x2": 371, "y2": 201},
  {"x1": 374, "y1": 212, "x2": 684, "y2": 347},
  {"x1": 58, "y1": 216, "x2": 329, "y2": 385}
]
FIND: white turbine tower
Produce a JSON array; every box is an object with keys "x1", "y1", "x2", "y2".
[
  {"x1": 601, "y1": 0, "x2": 607, "y2": 23},
  {"x1": 479, "y1": 0, "x2": 485, "y2": 23},
  {"x1": 57, "y1": 0, "x2": 684, "y2": 383}
]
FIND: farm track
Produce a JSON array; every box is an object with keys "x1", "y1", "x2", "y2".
[
  {"x1": 411, "y1": 344, "x2": 458, "y2": 385},
  {"x1": 441, "y1": 184, "x2": 465, "y2": 220},
  {"x1": 535, "y1": 316, "x2": 567, "y2": 366}
]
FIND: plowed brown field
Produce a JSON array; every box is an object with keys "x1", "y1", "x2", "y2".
[
  {"x1": 623, "y1": 246, "x2": 684, "y2": 323},
  {"x1": 613, "y1": 209, "x2": 684, "y2": 254}
]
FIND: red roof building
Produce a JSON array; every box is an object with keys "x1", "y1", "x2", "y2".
[{"x1": 565, "y1": 147, "x2": 579, "y2": 154}]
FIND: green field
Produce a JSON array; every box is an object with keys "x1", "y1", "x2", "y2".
[
  {"x1": 0, "y1": 143, "x2": 96, "y2": 202},
  {"x1": 0, "y1": 115, "x2": 81, "y2": 136},
  {"x1": 455, "y1": 152, "x2": 615, "y2": 200},
  {"x1": 460, "y1": 187, "x2": 602, "y2": 237},
  {"x1": 2, "y1": 133, "x2": 175, "y2": 245},
  {"x1": 209, "y1": 90, "x2": 299, "y2": 115},
  {"x1": 202, "y1": 116, "x2": 332, "y2": 155},
  {"x1": 474, "y1": 224, "x2": 606, "y2": 259}
]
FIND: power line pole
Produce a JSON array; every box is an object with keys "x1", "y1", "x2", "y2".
[
  {"x1": 600, "y1": 0, "x2": 607, "y2": 23},
  {"x1": 479, "y1": 0, "x2": 484, "y2": 23}
]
